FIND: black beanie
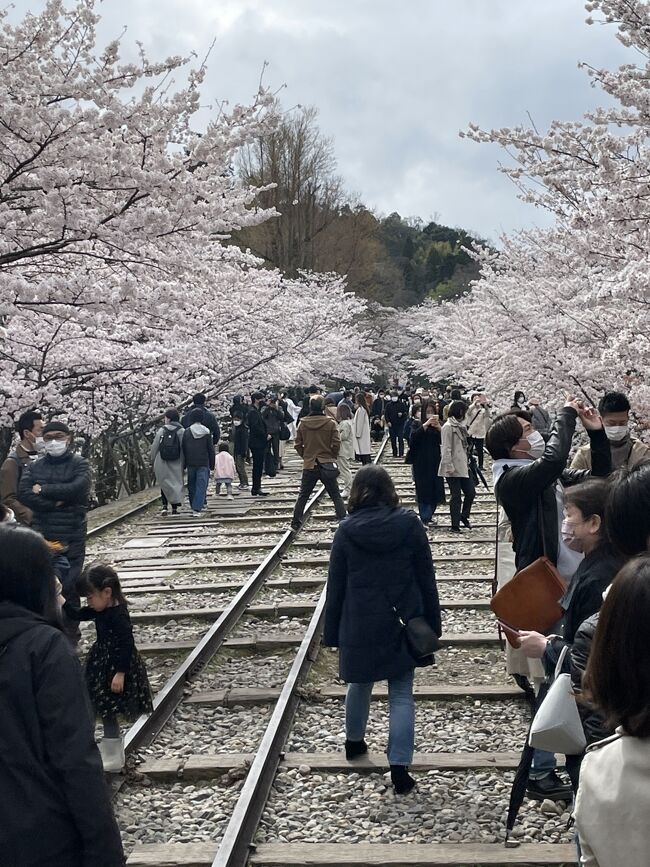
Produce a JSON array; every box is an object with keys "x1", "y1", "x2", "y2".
[{"x1": 42, "y1": 421, "x2": 70, "y2": 435}]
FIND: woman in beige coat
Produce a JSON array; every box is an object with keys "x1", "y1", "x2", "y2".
[
  {"x1": 353, "y1": 394, "x2": 372, "y2": 465},
  {"x1": 336, "y1": 404, "x2": 355, "y2": 496},
  {"x1": 438, "y1": 400, "x2": 475, "y2": 533}
]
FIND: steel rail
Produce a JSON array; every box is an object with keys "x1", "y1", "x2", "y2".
[
  {"x1": 123, "y1": 463, "x2": 346, "y2": 755},
  {"x1": 212, "y1": 435, "x2": 390, "y2": 867}
]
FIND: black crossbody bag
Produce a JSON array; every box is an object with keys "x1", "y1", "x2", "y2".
[{"x1": 382, "y1": 585, "x2": 440, "y2": 665}]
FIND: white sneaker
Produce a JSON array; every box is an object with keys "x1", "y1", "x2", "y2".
[
  {"x1": 218, "y1": 491, "x2": 227, "y2": 497},
  {"x1": 99, "y1": 737, "x2": 125, "y2": 773},
  {"x1": 227, "y1": 493, "x2": 234, "y2": 499},
  {"x1": 192, "y1": 510, "x2": 202, "y2": 517}
]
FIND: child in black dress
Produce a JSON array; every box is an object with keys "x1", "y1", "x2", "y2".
[{"x1": 65, "y1": 563, "x2": 152, "y2": 772}]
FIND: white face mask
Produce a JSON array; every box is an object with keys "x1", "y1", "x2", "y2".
[
  {"x1": 604, "y1": 424, "x2": 629, "y2": 442},
  {"x1": 233, "y1": 420, "x2": 242, "y2": 427},
  {"x1": 44, "y1": 439, "x2": 68, "y2": 457},
  {"x1": 526, "y1": 430, "x2": 546, "y2": 459},
  {"x1": 391, "y1": 396, "x2": 398, "y2": 402},
  {"x1": 32, "y1": 436, "x2": 46, "y2": 454},
  {"x1": 517, "y1": 398, "x2": 525, "y2": 407}
]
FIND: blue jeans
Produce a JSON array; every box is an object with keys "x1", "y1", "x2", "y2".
[
  {"x1": 345, "y1": 670, "x2": 415, "y2": 765},
  {"x1": 530, "y1": 748, "x2": 556, "y2": 780},
  {"x1": 418, "y1": 501, "x2": 435, "y2": 523},
  {"x1": 187, "y1": 466, "x2": 209, "y2": 512}
]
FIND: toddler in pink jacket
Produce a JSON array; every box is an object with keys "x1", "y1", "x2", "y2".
[{"x1": 214, "y1": 442, "x2": 237, "y2": 498}]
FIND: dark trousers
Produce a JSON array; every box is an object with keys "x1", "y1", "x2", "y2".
[
  {"x1": 389, "y1": 424, "x2": 405, "y2": 457},
  {"x1": 446, "y1": 476, "x2": 475, "y2": 529},
  {"x1": 251, "y1": 445, "x2": 267, "y2": 493},
  {"x1": 58, "y1": 552, "x2": 84, "y2": 645},
  {"x1": 160, "y1": 491, "x2": 180, "y2": 511},
  {"x1": 292, "y1": 467, "x2": 347, "y2": 526},
  {"x1": 187, "y1": 465, "x2": 210, "y2": 512},
  {"x1": 469, "y1": 436, "x2": 485, "y2": 470},
  {"x1": 357, "y1": 453, "x2": 372, "y2": 464},
  {"x1": 234, "y1": 453, "x2": 249, "y2": 486}
]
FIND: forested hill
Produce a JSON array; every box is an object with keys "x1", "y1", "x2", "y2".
[
  {"x1": 371, "y1": 213, "x2": 484, "y2": 307},
  {"x1": 232, "y1": 105, "x2": 486, "y2": 309}
]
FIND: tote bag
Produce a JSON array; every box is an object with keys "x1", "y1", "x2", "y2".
[{"x1": 529, "y1": 645, "x2": 586, "y2": 755}]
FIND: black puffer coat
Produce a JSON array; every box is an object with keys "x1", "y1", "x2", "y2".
[
  {"x1": 0, "y1": 603, "x2": 124, "y2": 867},
  {"x1": 18, "y1": 451, "x2": 90, "y2": 559},
  {"x1": 247, "y1": 405, "x2": 268, "y2": 449},
  {"x1": 569, "y1": 613, "x2": 610, "y2": 744},
  {"x1": 495, "y1": 408, "x2": 611, "y2": 571},
  {"x1": 323, "y1": 506, "x2": 441, "y2": 682}
]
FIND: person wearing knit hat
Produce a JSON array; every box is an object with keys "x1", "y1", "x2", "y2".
[{"x1": 18, "y1": 421, "x2": 90, "y2": 646}]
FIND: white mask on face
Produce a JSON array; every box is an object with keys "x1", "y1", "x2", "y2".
[
  {"x1": 526, "y1": 430, "x2": 546, "y2": 459},
  {"x1": 33, "y1": 436, "x2": 46, "y2": 454},
  {"x1": 391, "y1": 396, "x2": 398, "y2": 402},
  {"x1": 604, "y1": 424, "x2": 629, "y2": 442},
  {"x1": 233, "y1": 420, "x2": 242, "y2": 427},
  {"x1": 44, "y1": 439, "x2": 68, "y2": 457}
]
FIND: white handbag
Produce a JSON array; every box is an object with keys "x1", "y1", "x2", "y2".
[{"x1": 528, "y1": 645, "x2": 587, "y2": 755}]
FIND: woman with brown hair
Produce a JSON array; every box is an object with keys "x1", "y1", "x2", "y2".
[
  {"x1": 323, "y1": 465, "x2": 441, "y2": 794},
  {"x1": 575, "y1": 554, "x2": 650, "y2": 866}
]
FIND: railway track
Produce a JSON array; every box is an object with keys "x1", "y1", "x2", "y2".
[{"x1": 83, "y1": 445, "x2": 577, "y2": 867}]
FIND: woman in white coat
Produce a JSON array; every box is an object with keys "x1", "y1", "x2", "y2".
[
  {"x1": 575, "y1": 554, "x2": 650, "y2": 866},
  {"x1": 337, "y1": 403, "x2": 355, "y2": 496},
  {"x1": 353, "y1": 393, "x2": 371, "y2": 465},
  {"x1": 150, "y1": 408, "x2": 185, "y2": 515}
]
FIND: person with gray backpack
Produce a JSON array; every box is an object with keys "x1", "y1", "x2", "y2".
[{"x1": 150, "y1": 408, "x2": 185, "y2": 516}]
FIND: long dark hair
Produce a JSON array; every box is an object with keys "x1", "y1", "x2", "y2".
[
  {"x1": 0, "y1": 526, "x2": 57, "y2": 618},
  {"x1": 77, "y1": 563, "x2": 128, "y2": 606},
  {"x1": 348, "y1": 465, "x2": 399, "y2": 513},
  {"x1": 584, "y1": 555, "x2": 650, "y2": 737}
]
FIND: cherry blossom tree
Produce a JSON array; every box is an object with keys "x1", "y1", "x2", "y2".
[
  {"x1": 0, "y1": 0, "x2": 376, "y2": 447},
  {"x1": 411, "y1": 0, "x2": 650, "y2": 422}
]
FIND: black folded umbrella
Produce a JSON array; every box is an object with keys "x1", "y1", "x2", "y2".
[{"x1": 504, "y1": 681, "x2": 549, "y2": 843}]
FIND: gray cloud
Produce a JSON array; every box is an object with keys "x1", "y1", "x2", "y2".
[{"x1": 90, "y1": 0, "x2": 629, "y2": 239}]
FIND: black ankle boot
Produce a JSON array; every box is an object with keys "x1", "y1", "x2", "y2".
[
  {"x1": 390, "y1": 764, "x2": 415, "y2": 794},
  {"x1": 345, "y1": 739, "x2": 368, "y2": 760}
]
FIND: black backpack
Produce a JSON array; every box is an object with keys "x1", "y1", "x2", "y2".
[{"x1": 159, "y1": 427, "x2": 181, "y2": 462}]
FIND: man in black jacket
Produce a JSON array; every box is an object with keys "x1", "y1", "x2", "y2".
[
  {"x1": 181, "y1": 393, "x2": 220, "y2": 443},
  {"x1": 384, "y1": 390, "x2": 409, "y2": 457},
  {"x1": 248, "y1": 392, "x2": 270, "y2": 496},
  {"x1": 18, "y1": 421, "x2": 91, "y2": 612},
  {"x1": 486, "y1": 398, "x2": 611, "y2": 802}
]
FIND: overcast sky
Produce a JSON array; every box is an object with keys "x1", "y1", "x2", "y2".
[{"x1": 85, "y1": 1, "x2": 628, "y2": 241}]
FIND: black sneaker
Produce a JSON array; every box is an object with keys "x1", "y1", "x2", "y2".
[
  {"x1": 251, "y1": 490, "x2": 269, "y2": 497},
  {"x1": 450, "y1": 526, "x2": 462, "y2": 534},
  {"x1": 526, "y1": 771, "x2": 573, "y2": 802},
  {"x1": 460, "y1": 517, "x2": 472, "y2": 529}
]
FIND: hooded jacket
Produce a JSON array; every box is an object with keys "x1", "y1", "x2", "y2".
[
  {"x1": 0, "y1": 603, "x2": 124, "y2": 866},
  {"x1": 294, "y1": 413, "x2": 341, "y2": 469},
  {"x1": 181, "y1": 404, "x2": 220, "y2": 443},
  {"x1": 323, "y1": 506, "x2": 441, "y2": 682},
  {"x1": 18, "y1": 451, "x2": 90, "y2": 558},
  {"x1": 182, "y1": 423, "x2": 215, "y2": 469}
]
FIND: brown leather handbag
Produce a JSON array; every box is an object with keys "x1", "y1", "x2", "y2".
[{"x1": 490, "y1": 498, "x2": 566, "y2": 647}]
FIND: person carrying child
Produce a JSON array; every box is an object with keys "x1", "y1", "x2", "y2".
[
  {"x1": 64, "y1": 563, "x2": 153, "y2": 773},
  {"x1": 214, "y1": 442, "x2": 238, "y2": 499}
]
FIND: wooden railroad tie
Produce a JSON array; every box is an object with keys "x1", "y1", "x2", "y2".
[{"x1": 126, "y1": 841, "x2": 577, "y2": 866}]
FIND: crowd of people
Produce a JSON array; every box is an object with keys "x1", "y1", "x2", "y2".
[{"x1": 2, "y1": 382, "x2": 650, "y2": 864}]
